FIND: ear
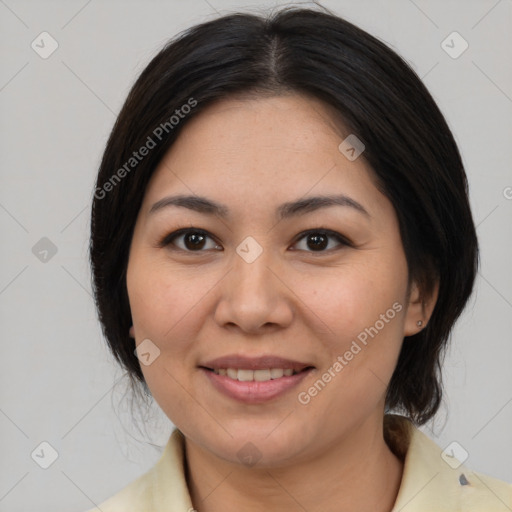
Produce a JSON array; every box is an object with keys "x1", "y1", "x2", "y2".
[
  {"x1": 129, "y1": 325, "x2": 135, "y2": 338},
  {"x1": 403, "y1": 279, "x2": 439, "y2": 336}
]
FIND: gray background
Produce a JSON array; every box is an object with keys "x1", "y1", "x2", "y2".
[{"x1": 0, "y1": 0, "x2": 511, "y2": 510}]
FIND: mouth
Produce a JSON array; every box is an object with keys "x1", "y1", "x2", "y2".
[
  {"x1": 199, "y1": 355, "x2": 315, "y2": 403},
  {"x1": 203, "y1": 367, "x2": 307, "y2": 381}
]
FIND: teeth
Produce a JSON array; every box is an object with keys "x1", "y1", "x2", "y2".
[
  {"x1": 254, "y1": 369, "x2": 271, "y2": 381},
  {"x1": 213, "y1": 368, "x2": 299, "y2": 381},
  {"x1": 237, "y1": 369, "x2": 254, "y2": 382},
  {"x1": 270, "y1": 368, "x2": 284, "y2": 379}
]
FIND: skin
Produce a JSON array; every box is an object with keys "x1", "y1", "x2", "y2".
[{"x1": 126, "y1": 94, "x2": 438, "y2": 512}]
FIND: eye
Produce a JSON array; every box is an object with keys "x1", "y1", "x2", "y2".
[
  {"x1": 291, "y1": 229, "x2": 351, "y2": 253},
  {"x1": 159, "y1": 228, "x2": 222, "y2": 252},
  {"x1": 159, "y1": 227, "x2": 351, "y2": 254}
]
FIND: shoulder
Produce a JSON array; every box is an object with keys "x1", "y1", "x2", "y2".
[
  {"x1": 83, "y1": 465, "x2": 158, "y2": 512},
  {"x1": 386, "y1": 414, "x2": 512, "y2": 512},
  {"x1": 83, "y1": 429, "x2": 194, "y2": 512}
]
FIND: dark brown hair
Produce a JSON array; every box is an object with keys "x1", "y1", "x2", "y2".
[{"x1": 90, "y1": 5, "x2": 478, "y2": 425}]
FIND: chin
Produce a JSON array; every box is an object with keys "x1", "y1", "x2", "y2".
[{"x1": 196, "y1": 423, "x2": 312, "y2": 468}]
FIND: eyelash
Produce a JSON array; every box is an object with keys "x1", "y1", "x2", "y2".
[{"x1": 158, "y1": 227, "x2": 352, "y2": 254}]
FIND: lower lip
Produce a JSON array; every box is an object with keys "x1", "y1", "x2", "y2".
[{"x1": 201, "y1": 368, "x2": 313, "y2": 404}]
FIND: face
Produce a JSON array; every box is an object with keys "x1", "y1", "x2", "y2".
[{"x1": 126, "y1": 94, "x2": 424, "y2": 467}]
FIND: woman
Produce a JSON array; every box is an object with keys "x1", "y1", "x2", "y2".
[{"x1": 88, "y1": 5, "x2": 511, "y2": 511}]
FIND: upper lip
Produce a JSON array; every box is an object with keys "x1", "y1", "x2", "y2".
[{"x1": 200, "y1": 355, "x2": 314, "y2": 372}]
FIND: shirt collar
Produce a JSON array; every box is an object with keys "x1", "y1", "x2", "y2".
[
  {"x1": 148, "y1": 414, "x2": 510, "y2": 511},
  {"x1": 386, "y1": 414, "x2": 511, "y2": 511}
]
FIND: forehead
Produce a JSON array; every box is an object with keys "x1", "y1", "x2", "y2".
[
  {"x1": 140, "y1": 94, "x2": 386, "y2": 218},
  {"x1": 173, "y1": 93, "x2": 349, "y2": 154}
]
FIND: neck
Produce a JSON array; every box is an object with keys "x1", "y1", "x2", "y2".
[{"x1": 184, "y1": 415, "x2": 404, "y2": 512}]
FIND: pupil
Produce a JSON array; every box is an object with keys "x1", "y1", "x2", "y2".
[
  {"x1": 185, "y1": 233, "x2": 205, "y2": 250},
  {"x1": 308, "y1": 233, "x2": 327, "y2": 251}
]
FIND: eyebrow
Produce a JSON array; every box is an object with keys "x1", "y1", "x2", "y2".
[{"x1": 149, "y1": 193, "x2": 370, "y2": 220}]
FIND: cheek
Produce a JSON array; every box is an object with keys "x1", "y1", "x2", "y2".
[
  {"x1": 127, "y1": 260, "x2": 210, "y2": 420},
  {"x1": 128, "y1": 256, "x2": 209, "y2": 342},
  {"x1": 298, "y1": 262, "x2": 407, "y2": 347},
  {"x1": 296, "y1": 262, "x2": 407, "y2": 410}
]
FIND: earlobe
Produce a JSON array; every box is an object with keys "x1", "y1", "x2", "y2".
[
  {"x1": 403, "y1": 279, "x2": 439, "y2": 336},
  {"x1": 129, "y1": 325, "x2": 135, "y2": 338}
]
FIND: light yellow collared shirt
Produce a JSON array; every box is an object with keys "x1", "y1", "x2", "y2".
[{"x1": 87, "y1": 414, "x2": 511, "y2": 511}]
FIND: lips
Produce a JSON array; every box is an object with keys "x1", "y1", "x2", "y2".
[{"x1": 199, "y1": 355, "x2": 315, "y2": 403}]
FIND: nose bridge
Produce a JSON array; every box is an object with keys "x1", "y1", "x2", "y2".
[
  {"x1": 214, "y1": 237, "x2": 293, "y2": 332},
  {"x1": 231, "y1": 239, "x2": 276, "y2": 301}
]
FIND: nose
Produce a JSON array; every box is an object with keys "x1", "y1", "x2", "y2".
[{"x1": 213, "y1": 245, "x2": 294, "y2": 335}]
